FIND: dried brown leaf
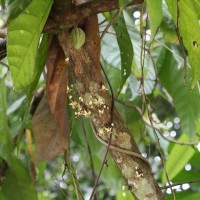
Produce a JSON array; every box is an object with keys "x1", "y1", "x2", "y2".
[
  {"x1": 46, "y1": 35, "x2": 69, "y2": 134},
  {"x1": 32, "y1": 94, "x2": 69, "y2": 163}
]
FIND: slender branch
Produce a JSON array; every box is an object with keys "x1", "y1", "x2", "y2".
[
  {"x1": 145, "y1": 47, "x2": 159, "y2": 84},
  {"x1": 98, "y1": 19, "x2": 107, "y2": 26},
  {"x1": 140, "y1": 5, "x2": 175, "y2": 198},
  {"x1": 115, "y1": 98, "x2": 200, "y2": 146},
  {"x1": 63, "y1": 150, "x2": 84, "y2": 200},
  {"x1": 176, "y1": 0, "x2": 187, "y2": 86},
  {"x1": 100, "y1": 10, "x2": 120, "y2": 41},
  {"x1": 89, "y1": 139, "x2": 110, "y2": 200},
  {"x1": 0, "y1": 61, "x2": 9, "y2": 68},
  {"x1": 81, "y1": 118, "x2": 98, "y2": 200},
  {"x1": 161, "y1": 179, "x2": 200, "y2": 190},
  {"x1": 47, "y1": 0, "x2": 144, "y2": 31}
]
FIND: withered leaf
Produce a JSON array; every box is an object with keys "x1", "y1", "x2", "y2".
[
  {"x1": 32, "y1": 35, "x2": 69, "y2": 163},
  {"x1": 46, "y1": 35, "x2": 69, "y2": 135},
  {"x1": 32, "y1": 94, "x2": 69, "y2": 163}
]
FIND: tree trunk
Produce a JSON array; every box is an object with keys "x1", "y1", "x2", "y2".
[{"x1": 57, "y1": 13, "x2": 165, "y2": 200}]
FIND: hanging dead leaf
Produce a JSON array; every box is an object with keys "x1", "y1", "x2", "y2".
[
  {"x1": 32, "y1": 94, "x2": 69, "y2": 163},
  {"x1": 46, "y1": 35, "x2": 69, "y2": 135}
]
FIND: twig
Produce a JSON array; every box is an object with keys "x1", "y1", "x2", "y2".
[
  {"x1": 176, "y1": 0, "x2": 187, "y2": 86},
  {"x1": 89, "y1": 138, "x2": 110, "y2": 200},
  {"x1": 135, "y1": 106, "x2": 200, "y2": 146},
  {"x1": 63, "y1": 150, "x2": 84, "y2": 200},
  {"x1": 115, "y1": 98, "x2": 200, "y2": 146},
  {"x1": 146, "y1": 102, "x2": 176, "y2": 200},
  {"x1": 0, "y1": 61, "x2": 9, "y2": 68},
  {"x1": 145, "y1": 47, "x2": 159, "y2": 84},
  {"x1": 81, "y1": 118, "x2": 98, "y2": 200},
  {"x1": 100, "y1": 10, "x2": 120, "y2": 41},
  {"x1": 99, "y1": 30, "x2": 116, "y2": 36},
  {"x1": 161, "y1": 179, "x2": 200, "y2": 190},
  {"x1": 140, "y1": 3, "x2": 175, "y2": 198},
  {"x1": 99, "y1": 19, "x2": 107, "y2": 26}
]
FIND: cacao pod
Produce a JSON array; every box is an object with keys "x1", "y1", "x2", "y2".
[{"x1": 70, "y1": 27, "x2": 86, "y2": 49}]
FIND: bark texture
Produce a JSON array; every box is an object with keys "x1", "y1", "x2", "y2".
[
  {"x1": 45, "y1": 0, "x2": 144, "y2": 31},
  {"x1": 58, "y1": 15, "x2": 165, "y2": 200}
]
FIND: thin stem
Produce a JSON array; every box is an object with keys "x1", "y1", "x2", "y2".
[
  {"x1": 140, "y1": 2, "x2": 175, "y2": 198},
  {"x1": 89, "y1": 141, "x2": 110, "y2": 200},
  {"x1": 100, "y1": 10, "x2": 120, "y2": 41},
  {"x1": 99, "y1": 19, "x2": 107, "y2": 26},
  {"x1": 63, "y1": 150, "x2": 84, "y2": 200},
  {"x1": 115, "y1": 98, "x2": 200, "y2": 146},
  {"x1": 0, "y1": 61, "x2": 9, "y2": 68},
  {"x1": 176, "y1": 0, "x2": 187, "y2": 86},
  {"x1": 161, "y1": 179, "x2": 200, "y2": 190},
  {"x1": 81, "y1": 117, "x2": 98, "y2": 200}
]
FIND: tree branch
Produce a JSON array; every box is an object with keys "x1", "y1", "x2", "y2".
[{"x1": 45, "y1": 0, "x2": 144, "y2": 32}]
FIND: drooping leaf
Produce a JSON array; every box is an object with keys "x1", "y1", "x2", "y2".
[
  {"x1": 7, "y1": 0, "x2": 32, "y2": 21},
  {"x1": 7, "y1": 0, "x2": 53, "y2": 90},
  {"x1": 158, "y1": 47, "x2": 200, "y2": 138},
  {"x1": 32, "y1": 94, "x2": 69, "y2": 163},
  {"x1": 101, "y1": 11, "x2": 156, "y2": 99},
  {"x1": 0, "y1": 78, "x2": 13, "y2": 167},
  {"x1": 166, "y1": 0, "x2": 200, "y2": 87},
  {"x1": 146, "y1": 0, "x2": 162, "y2": 39},
  {"x1": 1, "y1": 158, "x2": 38, "y2": 200},
  {"x1": 118, "y1": 0, "x2": 132, "y2": 10},
  {"x1": 162, "y1": 134, "x2": 195, "y2": 184},
  {"x1": 26, "y1": 33, "x2": 48, "y2": 100},
  {"x1": 104, "y1": 12, "x2": 134, "y2": 91},
  {"x1": 172, "y1": 150, "x2": 200, "y2": 184},
  {"x1": 46, "y1": 35, "x2": 69, "y2": 136}
]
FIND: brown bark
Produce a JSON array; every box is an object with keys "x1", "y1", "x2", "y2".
[
  {"x1": 45, "y1": 0, "x2": 143, "y2": 31},
  {"x1": 58, "y1": 14, "x2": 164, "y2": 200}
]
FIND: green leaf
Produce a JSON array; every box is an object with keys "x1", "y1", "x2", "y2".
[
  {"x1": 0, "y1": 78, "x2": 13, "y2": 167},
  {"x1": 101, "y1": 57, "x2": 121, "y2": 96},
  {"x1": 0, "y1": 193, "x2": 6, "y2": 200},
  {"x1": 26, "y1": 33, "x2": 48, "y2": 99},
  {"x1": 93, "y1": 155, "x2": 123, "y2": 189},
  {"x1": 146, "y1": 0, "x2": 162, "y2": 39},
  {"x1": 0, "y1": 0, "x2": 5, "y2": 6},
  {"x1": 1, "y1": 158, "x2": 38, "y2": 200},
  {"x1": 165, "y1": 191, "x2": 200, "y2": 200},
  {"x1": 118, "y1": 0, "x2": 132, "y2": 10},
  {"x1": 104, "y1": 12, "x2": 134, "y2": 91},
  {"x1": 162, "y1": 134, "x2": 195, "y2": 184},
  {"x1": 7, "y1": 0, "x2": 32, "y2": 21},
  {"x1": 158, "y1": 47, "x2": 200, "y2": 138},
  {"x1": 166, "y1": 0, "x2": 200, "y2": 87},
  {"x1": 116, "y1": 189, "x2": 135, "y2": 200},
  {"x1": 7, "y1": 0, "x2": 53, "y2": 90}
]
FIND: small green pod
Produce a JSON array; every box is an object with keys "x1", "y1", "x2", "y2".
[{"x1": 70, "y1": 27, "x2": 86, "y2": 49}]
